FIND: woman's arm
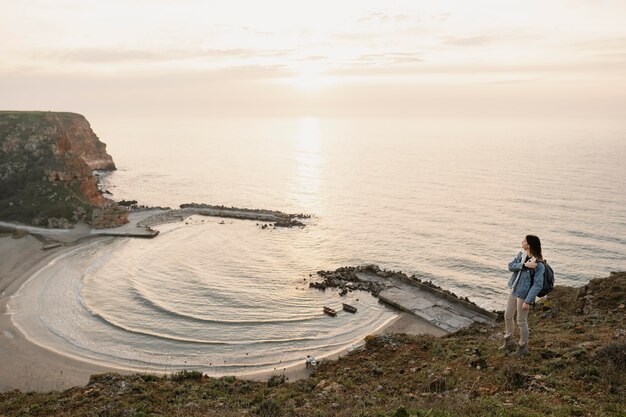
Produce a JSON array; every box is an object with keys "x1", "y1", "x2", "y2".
[
  {"x1": 525, "y1": 262, "x2": 545, "y2": 304},
  {"x1": 508, "y1": 252, "x2": 524, "y2": 272}
]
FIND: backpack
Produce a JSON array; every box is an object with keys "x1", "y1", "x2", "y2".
[{"x1": 531, "y1": 260, "x2": 554, "y2": 297}]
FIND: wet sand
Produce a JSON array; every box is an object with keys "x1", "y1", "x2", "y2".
[
  {"x1": 0, "y1": 232, "x2": 445, "y2": 392},
  {"x1": 0, "y1": 234, "x2": 123, "y2": 392}
]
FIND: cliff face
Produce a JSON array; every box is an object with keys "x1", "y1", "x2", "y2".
[
  {"x1": 0, "y1": 111, "x2": 127, "y2": 228},
  {"x1": 52, "y1": 112, "x2": 116, "y2": 171}
]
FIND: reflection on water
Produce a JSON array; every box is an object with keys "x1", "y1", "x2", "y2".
[{"x1": 291, "y1": 117, "x2": 322, "y2": 209}]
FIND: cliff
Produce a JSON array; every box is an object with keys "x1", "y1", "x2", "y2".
[{"x1": 0, "y1": 111, "x2": 127, "y2": 228}]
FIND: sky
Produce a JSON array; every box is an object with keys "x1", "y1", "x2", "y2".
[{"x1": 1, "y1": 0, "x2": 626, "y2": 118}]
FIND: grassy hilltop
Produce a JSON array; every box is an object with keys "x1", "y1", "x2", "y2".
[{"x1": 1, "y1": 272, "x2": 625, "y2": 416}]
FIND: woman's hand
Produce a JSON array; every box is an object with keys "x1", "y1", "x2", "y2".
[
  {"x1": 524, "y1": 260, "x2": 537, "y2": 269},
  {"x1": 522, "y1": 302, "x2": 530, "y2": 311}
]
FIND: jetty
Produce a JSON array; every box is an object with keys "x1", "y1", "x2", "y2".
[
  {"x1": 312, "y1": 265, "x2": 497, "y2": 333},
  {"x1": 0, "y1": 209, "x2": 160, "y2": 244},
  {"x1": 137, "y1": 203, "x2": 310, "y2": 229}
]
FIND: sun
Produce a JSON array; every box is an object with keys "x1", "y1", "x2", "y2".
[{"x1": 287, "y1": 68, "x2": 333, "y2": 93}]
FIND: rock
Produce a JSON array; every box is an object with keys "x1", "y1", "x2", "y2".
[
  {"x1": 469, "y1": 356, "x2": 487, "y2": 369},
  {"x1": 47, "y1": 217, "x2": 72, "y2": 229},
  {"x1": 323, "y1": 382, "x2": 342, "y2": 393},
  {"x1": 428, "y1": 377, "x2": 447, "y2": 393},
  {"x1": 315, "y1": 380, "x2": 327, "y2": 390},
  {"x1": 575, "y1": 341, "x2": 599, "y2": 351},
  {"x1": 91, "y1": 203, "x2": 129, "y2": 229},
  {"x1": 371, "y1": 365, "x2": 383, "y2": 376},
  {"x1": 309, "y1": 282, "x2": 326, "y2": 290}
]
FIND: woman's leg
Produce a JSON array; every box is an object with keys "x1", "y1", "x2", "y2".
[
  {"x1": 504, "y1": 292, "x2": 517, "y2": 338},
  {"x1": 516, "y1": 298, "x2": 529, "y2": 346}
]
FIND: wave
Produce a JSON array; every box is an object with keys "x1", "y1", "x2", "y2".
[
  {"x1": 83, "y1": 283, "x2": 323, "y2": 326},
  {"x1": 79, "y1": 304, "x2": 357, "y2": 346}
]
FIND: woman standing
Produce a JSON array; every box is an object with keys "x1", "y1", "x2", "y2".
[{"x1": 500, "y1": 235, "x2": 545, "y2": 356}]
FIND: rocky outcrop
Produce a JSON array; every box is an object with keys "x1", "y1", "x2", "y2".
[
  {"x1": 0, "y1": 111, "x2": 127, "y2": 228},
  {"x1": 313, "y1": 264, "x2": 484, "y2": 308},
  {"x1": 91, "y1": 202, "x2": 131, "y2": 229}
]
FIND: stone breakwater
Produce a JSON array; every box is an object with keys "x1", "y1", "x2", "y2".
[
  {"x1": 311, "y1": 264, "x2": 497, "y2": 332},
  {"x1": 310, "y1": 266, "x2": 387, "y2": 297},
  {"x1": 136, "y1": 203, "x2": 311, "y2": 228}
]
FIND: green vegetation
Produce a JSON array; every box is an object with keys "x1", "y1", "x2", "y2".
[
  {"x1": 0, "y1": 111, "x2": 101, "y2": 226},
  {"x1": 0, "y1": 179, "x2": 95, "y2": 225},
  {"x1": 1, "y1": 272, "x2": 625, "y2": 416}
]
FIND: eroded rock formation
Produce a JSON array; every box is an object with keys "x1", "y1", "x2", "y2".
[{"x1": 0, "y1": 111, "x2": 127, "y2": 228}]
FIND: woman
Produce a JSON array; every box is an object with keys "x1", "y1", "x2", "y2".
[{"x1": 499, "y1": 235, "x2": 545, "y2": 356}]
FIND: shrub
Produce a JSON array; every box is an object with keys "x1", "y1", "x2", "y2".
[
  {"x1": 255, "y1": 398, "x2": 282, "y2": 417},
  {"x1": 140, "y1": 374, "x2": 159, "y2": 383},
  {"x1": 394, "y1": 406, "x2": 409, "y2": 417},
  {"x1": 593, "y1": 342, "x2": 626, "y2": 391},
  {"x1": 594, "y1": 342, "x2": 626, "y2": 372},
  {"x1": 267, "y1": 374, "x2": 286, "y2": 387},
  {"x1": 171, "y1": 370, "x2": 203, "y2": 382},
  {"x1": 501, "y1": 364, "x2": 530, "y2": 390}
]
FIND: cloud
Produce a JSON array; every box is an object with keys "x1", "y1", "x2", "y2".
[
  {"x1": 441, "y1": 31, "x2": 539, "y2": 47},
  {"x1": 326, "y1": 60, "x2": 626, "y2": 79},
  {"x1": 239, "y1": 26, "x2": 275, "y2": 36},
  {"x1": 40, "y1": 47, "x2": 295, "y2": 64},
  {"x1": 431, "y1": 12, "x2": 451, "y2": 22},
  {"x1": 353, "y1": 52, "x2": 423, "y2": 66},
  {"x1": 441, "y1": 35, "x2": 499, "y2": 47},
  {"x1": 357, "y1": 12, "x2": 414, "y2": 24},
  {"x1": 570, "y1": 36, "x2": 626, "y2": 51}
]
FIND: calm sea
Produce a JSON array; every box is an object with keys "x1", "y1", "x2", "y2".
[{"x1": 10, "y1": 117, "x2": 626, "y2": 375}]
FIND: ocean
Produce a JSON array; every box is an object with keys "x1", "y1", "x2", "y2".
[{"x1": 9, "y1": 116, "x2": 626, "y2": 375}]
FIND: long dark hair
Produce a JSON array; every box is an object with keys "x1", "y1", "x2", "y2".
[{"x1": 526, "y1": 235, "x2": 543, "y2": 260}]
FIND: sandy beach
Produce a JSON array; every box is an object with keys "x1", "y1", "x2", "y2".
[
  {"x1": 0, "y1": 227, "x2": 445, "y2": 393},
  {"x1": 0, "y1": 233, "x2": 123, "y2": 392}
]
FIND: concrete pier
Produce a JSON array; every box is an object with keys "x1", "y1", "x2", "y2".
[
  {"x1": 315, "y1": 266, "x2": 497, "y2": 334},
  {"x1": 356, "y1": 271, "x2": 496, "y2": 333}
]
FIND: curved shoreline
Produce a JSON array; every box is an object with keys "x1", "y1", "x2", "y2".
[{"x1": 0, "y1": 230, "x2": 444, "y2": 392}]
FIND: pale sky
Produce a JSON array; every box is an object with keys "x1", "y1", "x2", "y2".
[{"x1": 1, "y1": 0, "x2": 626, "y2": 118}]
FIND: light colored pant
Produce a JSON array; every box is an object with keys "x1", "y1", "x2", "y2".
[{"x1": 504, "y1": 292, "x2": 529, "y2": 346}]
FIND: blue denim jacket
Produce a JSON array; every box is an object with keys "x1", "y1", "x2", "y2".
[{"x1": 507, "y1": 251, "x2": 545, "y2": 304}]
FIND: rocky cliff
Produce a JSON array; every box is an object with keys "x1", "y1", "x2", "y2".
[{"x1": 0, "y1": 111, "x2": 127, "y2": 228}]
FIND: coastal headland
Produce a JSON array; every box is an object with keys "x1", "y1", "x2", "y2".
[{"x1": 0, "y1": 111, "x2": 127, "y2": 229}]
